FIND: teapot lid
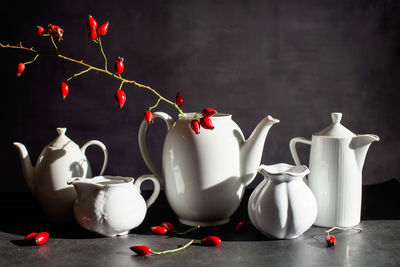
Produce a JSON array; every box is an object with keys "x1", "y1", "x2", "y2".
[
  {"x1": 314, "y1": 113, "x2": 356, "y2": 137},
  {"x1": 48, "y1": 128, "x2": 75, "y2": 149}
]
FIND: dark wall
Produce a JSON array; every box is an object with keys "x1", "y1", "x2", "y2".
[{"x1": 1, "y1": 0, "x2": 399, "y2": 192}]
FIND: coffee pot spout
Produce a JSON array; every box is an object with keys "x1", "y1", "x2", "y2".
[
  {"x1": 350, "y1": 134, "x2": 380, "y2": 171},
  {"x1": 13, "y1": 142, "x2": 35, "y2": 195},
  {"x1": 240, "y1": 115, "x2": 279, "y2": 186}
]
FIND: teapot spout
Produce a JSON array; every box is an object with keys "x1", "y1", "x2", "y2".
[
  {"x1": 350, "y1": 134, "x2": 379, "y2": 171},
  {"x1": 240, "y1": 115, "x2": 279, "y2": 186},
  {"x1": 13, "y1": 142, "x2": 35, "y2": 194}
]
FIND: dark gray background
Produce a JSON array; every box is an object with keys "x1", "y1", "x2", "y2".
[{"x1": 1, "y1": 0, "x2": 399, "y2": 192}]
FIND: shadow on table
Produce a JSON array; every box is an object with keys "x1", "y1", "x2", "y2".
[{"x1": 1, "y1": 179, "x2": 399, "y2": 242}]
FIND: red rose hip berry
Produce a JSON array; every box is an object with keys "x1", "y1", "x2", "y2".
[
  {"x1": 87, "y1": 15, "x2": 98, "y2": 30},
  {"x1": 36, "y1": 26, "x2": 45, "y2": 36},
  {"x1": 160, "y1": 222, "x2": 176, "y2": 232},
  {"x1": 24, "y1": 232, "x2": 38, "y2": 243},
  {"x1": 326, "y1": 234, "x2": 336, "y2": 247},
  {"x1": 16, "y1": 63, "x2": 25, "y2": 77},
  {"x1": 201, "y1": 236, "x2": 221, "y2": 246},
  {"x1": 35, "y1": 232, "x2": 49, "y2": 245},
  {"x1": 114, "y1": 89, "x2": 126, "y2": 108},
  {"x1": 88, "y1": 28, "x2": 97, "y2": 40},
  {"x1": 200, "y1": 117, "x2": 214, "y2": 130},
  {"x1": 151, "y1": 226, "x2": 168, "y2": 235},
  {"x1": 114, "y1": 57, "x2": 124, "y2": 74},
  {"x1": 60, "y1": 82, "x2": 69, "y2": 100},
  {"x1": 175, "y1": 92, "x2": 184, "y2": 106},
  {"x1": 130, "y1": 245, "x2": 152, "y2": 256},
  {"x1": 98, "y1": 22, "x2": 109, "y2": 36},
  {"x1": 144, "y1": 111, "x2": 154, "y2": 123},
  {"x1": 191, "y1": 119, "x2": 200, "y2": 134},
  {"x1": 235, "y1": 221, "x2": 247, "y2": 232},
  {"x1": 202, "y1": 108, "x2": 217, "y2": 117}
]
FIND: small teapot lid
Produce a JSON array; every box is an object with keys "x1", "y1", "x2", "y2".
[
  {"x1": 314, "y1": 112, "x2": 356, "y2": 137},
  {"x1": 48, "y1": 128, "x2": 75, "y2": 149}
]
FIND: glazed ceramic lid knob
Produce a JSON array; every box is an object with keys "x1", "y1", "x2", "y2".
[{"x1": 314, "y1": 112, "x2": 355, "y2": 138}]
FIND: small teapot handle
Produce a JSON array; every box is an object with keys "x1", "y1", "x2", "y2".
[
  {"x1": 138, "y1": 111, "x2": 174, "y2": 187},
  {"x1": 289, "y1": 137, "x2": 311, "y2": 166},
  {"x1": 81, "y1": 140, "x2": 108, "y2": 176},
  {"x1": 134, "y1": 174, "x2": 161, "y2": 208}
]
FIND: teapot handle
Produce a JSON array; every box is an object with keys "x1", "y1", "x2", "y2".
[
  {"x1": 138, "y1": 111, "x2": 174, "y2": 187},
  {"x1": 289, "y1": 137, "x2": 311, "y2": 166},
  {"x1": 134, "y1": 174, "x2": 161, "y2": 208},
  {"x1": 81, "y1": 140, "x2": 108, "y2": 176}
]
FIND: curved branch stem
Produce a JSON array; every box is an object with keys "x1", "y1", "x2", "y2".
[
  {"x1": 0, "y1": 42, "x2": 185, "y2": 116},
  {"x1": 98, "y1": 37, "x2": 108, "y2": 71}
]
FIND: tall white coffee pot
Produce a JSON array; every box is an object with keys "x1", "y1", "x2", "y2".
[{"x1": 289, "y1": 112, "x2": 379, "y2": 227}]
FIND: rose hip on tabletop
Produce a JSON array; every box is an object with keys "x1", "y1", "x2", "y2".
[
  {"x1": 235, "y1": 221, "x2": 247, "y2": 232},
  {"x1": 151, "y1": 226, "x2": 168, "y2": 235},
  {"x1": 23, "y1": 232, "x2": 38, "y2": 243},
  {"x1": 325, "y1": 234, "x2": 336, "y2": 247},
  {"x1": 35, "y1": 232, "x2": 49, "y2": 245},
  {"x1": 160, "y1": 222, "x2": 176, "y2": 232},
  {"x1": 201, "y1": 236, "x2": 222, "y2": 246},
  {"x1": 130, "y1": 245, "x2": 152, "y2": 256}
]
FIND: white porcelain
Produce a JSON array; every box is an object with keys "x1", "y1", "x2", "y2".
[
  {"x1": 139, "y1": 112, "x2": 279, "y2": 226},
  {"x1": 67, "y1": 175, "x2": 160, "y2": 237},
  {"x1": 289, "y1": 112, "x2": 379, "y2": 227},
  {"x1": 14, "y1": 128, "x2": 108, "y2": 223},
  {"x1": 248, "y1": 164, "x2": 317, "y2": 239}
]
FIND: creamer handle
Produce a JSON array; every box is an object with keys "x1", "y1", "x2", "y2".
[
  {"x1": 81, "y1": 140, "x2": 108, "y2": 176},
  {"x1": 138, "y1": 111, "x2": 174, "y2": 187},
  {"x1": 289, "y1": 137, "x2": 311, "y2": 166},
  {"x1": 134, "y1": 174, "x2": 161, "y2": 208}
]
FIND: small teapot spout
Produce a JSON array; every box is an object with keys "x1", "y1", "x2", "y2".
[
  {"x1": 350, "y1": 134, "x2": 379, "y2": 170},
  {"x1": 240, "y1": 115, "x2": 280, "y2": 186},
  {"x1": 13, "y1": 142, "x2": 35, "y2": 195}
]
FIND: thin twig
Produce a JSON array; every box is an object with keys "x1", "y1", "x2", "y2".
[
  {"x1": 66, "y1": 67, "x2": 92, "y2": 82},
  {"x1": 0, "y1": 42, "x2": 186, "y2": 116}
]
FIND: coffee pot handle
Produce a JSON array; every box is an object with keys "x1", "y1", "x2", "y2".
[
  {"x1": 289, "y1": 137, "x2": 311, "y2": 166},
  {"x1": 138, "y1": 111, "x2": 174, "y2": 187},
  {"x1": 134, "y1": 174, "x2": 161, "y2": 208},
  {"x1": 81, "y1": 140, "x2": 108, "y2": 176}
]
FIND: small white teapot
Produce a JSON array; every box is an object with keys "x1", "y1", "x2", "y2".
[
  {"x1": 14, "y1": 127, "x2": 108, "y2": 223},
  {"x1": 67, "y1": 175, "x2": 160, "y2": 237},
  {"x1": 248, "y1": 164, "x2": 317, "y2": 239}
]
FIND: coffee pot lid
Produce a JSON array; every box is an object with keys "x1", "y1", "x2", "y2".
[
  {"x1": 48, "y1": 128, "x2": 75, "y2": 149},
  {"x1": 314, "y1": 112, "x2": 356, "y2": 137}
]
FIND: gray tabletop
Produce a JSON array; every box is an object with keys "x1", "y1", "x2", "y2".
[{"x1": 1, "y1": 181, "x2": 399, "y2": 266}]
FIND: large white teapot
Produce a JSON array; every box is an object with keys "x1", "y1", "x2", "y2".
[
  {"x1": 14, "y1": 128, "x2": 108, "y2": 223},
  {"x1": 139, "y1": 112, "x2": 279, "y2": 226},
  {"x1": 289, "y1": 112, "x2": 379, "y2": 227}
]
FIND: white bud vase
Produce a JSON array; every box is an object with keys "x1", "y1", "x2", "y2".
[{"x1": 248, "y1": 163, "x2": 317, "y2": 239}]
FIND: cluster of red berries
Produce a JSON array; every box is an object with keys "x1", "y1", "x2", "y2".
[
  {"x1": 190, "y1": 108, "x2": 217, "y2": 134},
  {"x1": 23, "y1": 232, "x2": 49, "y2": 245},
  {"x1": 87, "y1": 15, "x2": 109, "y2": 40}
]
